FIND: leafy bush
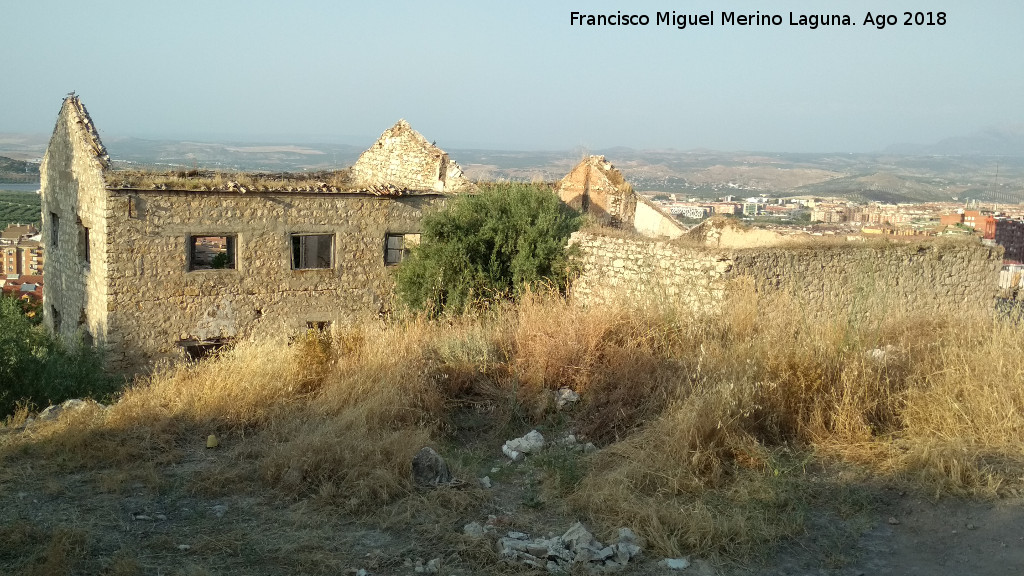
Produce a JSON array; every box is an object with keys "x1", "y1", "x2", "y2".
[
  {"x1": 396, "y1": 183, "x2": 581, "y2": 314},
  {"x1": 0, "y1": 296, "x2": 118, "y2": 417}
]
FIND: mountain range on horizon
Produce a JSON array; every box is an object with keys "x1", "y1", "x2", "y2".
[
  {"x1": 4, "y1": 126, "x2": 1024, "y2": 204},
  {"x1": 4, "y1": 124, "x2": 1024, "y2": 161}
]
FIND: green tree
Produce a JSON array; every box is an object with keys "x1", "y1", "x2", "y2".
[
  {"x1": 0, "y1": 295, "x2": 117, "y2": 417},
  {"x1": 0, "y1": 296, "x2": 44, "y2": 411},
  {"x1": 396, "y1": 183, "x2": 581, "y2": 314}
]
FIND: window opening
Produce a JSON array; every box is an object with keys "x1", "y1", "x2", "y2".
[
  {"x1": 50, "y1": 213, "x2": 59, "y2": 247},
  {"x1": 291, "y1": 234, "x2": 334, "y2": 269},
  {"x1": 178, "y1": 337, "x2": 232, "y2": 361},
  {"x1": 384, "y1": 233, "x2": 420, "y2": 266},
  {"x1": 189, "y1": 235, "x2": 236, "y2": 270},
  {"x1": 80, "y1": 225, "x2": 90, "y2": 263},
  {"x1": 306, "y1": 320, "x2": 332, "y2": 332}
]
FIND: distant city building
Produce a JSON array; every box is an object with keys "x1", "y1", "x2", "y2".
[
  {"x1": 1, "y1": 224, "x2": 44, "y2": 276},
  {"x1": 675, "y1": 205, "x2": 712, "y2": 220},
  {"x1": 710, "y1": 202, "x2": 740, "y2": 215},
  {"x1": 994, "y1": 219, "x2": 1024, "y2": 262},
  {"x1": 810, "y1": 205, "x2": 846, "y2": 223},
  {"x1": 964, "y1": 211, "x2": 996, "y2": 238},
  {"x1": 939, "y1": 213, "x2": 964, "y2": 226}
]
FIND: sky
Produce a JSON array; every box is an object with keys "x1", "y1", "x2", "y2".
[{"x1": 3, "y1": 1, "x2": 1023, "y2": 153}]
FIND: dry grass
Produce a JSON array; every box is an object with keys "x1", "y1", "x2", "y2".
[
  {"x1": 104, "y1": 169, "x2": 353, "y2": 192},
  {"x1": 2, "y1": 286, "x2": 1024, "y2": 570}
]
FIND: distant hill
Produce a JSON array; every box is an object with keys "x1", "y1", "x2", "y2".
[
  {"x1": 0, "y1": 156, "x2": 39, "y2": 183},
  {"x1": 4, "y1": 133, "x2": 1019, "y2": 203},
  {"x1": 886, "y1": 125, "x2": 1024, "y2": 156}
]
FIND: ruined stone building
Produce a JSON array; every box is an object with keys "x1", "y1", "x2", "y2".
[
  {"x1": 41, "y1": 96, "x2": 468, "y2": 371},
  {"x1": 557, "y1": 155, "x2": 686, "y2": 239}
]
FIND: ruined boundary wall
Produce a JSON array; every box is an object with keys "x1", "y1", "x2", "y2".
[{"x1": 570, "y1": 231, "x2": 1003, "y2": 315}]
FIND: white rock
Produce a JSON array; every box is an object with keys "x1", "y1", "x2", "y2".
[
  {"x1": 176, "y1": 544, "x2": 191, "y2": 551},
  {"x1": 561, "y1": 522, "x2": 596, "y2": 551},
  {"x1": 425, "y1": 558, "x2": 441, "y2": 573},
  {"x1": 502, "y1": 445, "x2": 523, "y2": 461},
  {"x1": 463, "y1": 522, "x2": 486, "y2": 539},
  {"x1": 555, "y1": 388, "x2": 580, "y2": 408},
  {"x1": 660, "y1": 557, "x2": 691, "y2": 570},
  {"x1": 211, "y1": 504, "x2": 228, "y2": 518},
  {"x1": 479, "y1": 476, "x2": 492, "y2": 489},
  {"x1": 504, "y1": 430, "x2": 545, "y2": 455},
  {"x1": 866, "y1": 344, "x2": 896, "y2": 362},
  {"x1": 616, "y1": 527, "x2": 638, "y2": 544},
  {"x1": 499, "y1": 537, "x2": 530, "y2": 553},
  {"x1": 557, "y1": 434, "x2": 578, "y2": 446},
  {"x1": 527, "y1": 543, "x2": 550, "y2": 557},
  {"x1": 615, "y1": 541, "x2": 641, "y2": 563},
  {"x1": 356, "y1": 570, "x2": 369, "y2": 576}
]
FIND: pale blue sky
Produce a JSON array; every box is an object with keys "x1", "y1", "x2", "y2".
[{"x1": 4, "y1": 1, "x2": 1022, "y2": 152}]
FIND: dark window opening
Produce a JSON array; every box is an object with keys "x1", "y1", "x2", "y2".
[
  {"x1": 50, "y1": 212, "x2": 59, "y2": 247},
  {"x1": 51, "y1": 306, "x2": 62, "y2": 331},
  {"x1": 189, "y1": 235, "x2": 236, "y2": 270},
  {"x1": 83, "y1": 330, "x2": 94, "y2": 348},
  {"x1": 129, "y1": 195, "x2": 146, "y2": 219},
  {"x1": 306, "y1": 320, "x2": 332, "y2": 332},
  {"x1": 384, "y1": 233, "x2": 420, "y2": 266},
  {"x1": 291, "y1": 234, "x2": 334, "y2": 269},
  {"x1": 178, "y1": 337, "x2": 232, "y2": 361},
  {"x1": 80, "y1": 225, "x2": 90, "y2": 264}
]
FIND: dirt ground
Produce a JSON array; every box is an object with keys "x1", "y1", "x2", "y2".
[
  {"x1": 742, "y1": 495, "x2": 1024, "y2": 576},
  {"x1": 3, "y1": 420, "x2": 1023, "y2": 576}
]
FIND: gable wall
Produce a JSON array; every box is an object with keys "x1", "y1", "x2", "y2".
[
  {"x1": 40, "y1": 99, "x2": 111, "y2": 346},
  {"x1": 351, "y1": 122, "x2": 470, "y2": 192}
]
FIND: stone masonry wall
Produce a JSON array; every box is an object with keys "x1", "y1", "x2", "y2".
[
  {"x1": 41, "y1": 97, "x2": 111, "y2": 346},
  {"x1": 570, "y1": 231, "x2": 1003, "y2": 315},
  {"x1": 570, "y1": 232, "x2": 733, "y2": 311},
  {"x1": 102, "y1": 189, "x2": 439, "y2": 371},
  {"x1": 351, "y1": 120, "x2": 470, "y2": 193},
  {"x1": 558, "y1": 156, "x2": 635, "y2": 227}
]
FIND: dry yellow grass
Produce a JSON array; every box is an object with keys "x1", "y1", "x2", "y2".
[
  {"x1": 3, "y1": 285, "x2": 1024, "y2": 569},
  {"x1": 104, "y1": 169, "x2": 353, "y2": 192}
]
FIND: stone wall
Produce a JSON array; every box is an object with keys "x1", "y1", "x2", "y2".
[
  {"x1": 570, "y1": 231, "x2": 1003, "y2": 315},
  {"x1": 102, "y1": 189, "x2": 439, "y2": 371},
  {"x1": 351, "y1": 120, "x2": 471, "y2": 193},
  {"x1": 40, "y1": 96, "x2": 111, "y2": 346},
  {"x1": 632, "y1": 196, "x2": 686, "y2": 240},
  {"x1": 570, "y1": 232, "x2": 732, "y2": 310},
  {"x1": 558, "y1": 156, "x2": 635, "y2": 227}
]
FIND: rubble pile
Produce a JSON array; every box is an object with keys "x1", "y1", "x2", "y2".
[{"x1": 471, "y1": 521, "x2": 642, "y2": 573}]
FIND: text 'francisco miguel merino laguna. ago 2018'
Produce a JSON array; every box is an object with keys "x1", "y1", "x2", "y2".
[{"x1": 569, "y1": 11, "x2": 948, "y2": 30}]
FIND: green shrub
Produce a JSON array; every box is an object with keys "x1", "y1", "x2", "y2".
[
  {"x1": 396, "y1": 183, "x2": 580, "y2": 314},
  {"x1": 0, "y1": 296, "x2": 119, "y2": 417}
]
